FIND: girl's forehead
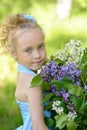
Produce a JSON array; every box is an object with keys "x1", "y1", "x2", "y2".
[
  {"x1": 15, "y1": 27, "x2": 43, "y2": 38},
  {"x1": 9, "y1": 27, "x2": 44, "y2": 42},
  {"x1": 16, "y1": 28, "x2": 44, "y2": 46}
]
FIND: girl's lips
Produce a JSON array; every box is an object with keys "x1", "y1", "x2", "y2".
[
  {"x1": 33, "y1": 60, "x2": 43, "y2": 64},
  {"x1": 33, "y1": 60, "x2": 44, "y2": 65}
]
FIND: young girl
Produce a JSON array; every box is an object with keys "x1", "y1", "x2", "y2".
[{"x1": 0, "y1": 13, "x2": 51, "y2": 130}]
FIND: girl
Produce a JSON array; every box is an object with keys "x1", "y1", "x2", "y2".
[{"x1": 0, "y1": 14, "x2": 51, "y2": 130}]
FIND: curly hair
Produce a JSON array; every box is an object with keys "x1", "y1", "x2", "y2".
[{"x1": 0, "y1": 13, "x2": 43, "y2": 53}]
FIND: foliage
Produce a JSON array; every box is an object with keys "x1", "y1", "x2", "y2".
[
  {"x1": 31, "y1": 40, "x2": 87, "y2": 130},
  {"x1": 0, "y1": 82, "x2": 22, "y2": 130}
]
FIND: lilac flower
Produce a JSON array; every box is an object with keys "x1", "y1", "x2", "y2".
[
  {"x1": 40, "y1": 61, "x2": 60, "y2": 81},
  {"x1": 67, "y1": 103, "x2": 75, "y2": 112},
  {"x1": 43, "y1": 76, "x2": 51, "y2": 82},
  {"x1": 50, "y1": 85, "x2": 59, "y2": 96},
  {"x1": 60, "y1": 88, "x2": 70, "y2": 101},
  {"x1": 84, "y1": 85, "x2": 87, "y2": 91},
  {"x1": 85, "y1": 100, "x2": 87, "y2": 104},
  {"x1": 58, "y1": 69, "x2": 66, "y2": 78}
]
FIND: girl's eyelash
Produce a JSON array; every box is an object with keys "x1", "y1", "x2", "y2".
[
  {"x1": 25, "y1": 48, "x2": 32, "y2": 52},
  {"x1": 39, "y1": 44, "x2": 45, "y2": 48},
  {"x1": 24, "y1": 43, "x2": 45, "y2": 52}
]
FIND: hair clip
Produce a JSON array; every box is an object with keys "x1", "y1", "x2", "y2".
[{"x1": 23, "y1": 14, "x2": 36, "y2": 22}]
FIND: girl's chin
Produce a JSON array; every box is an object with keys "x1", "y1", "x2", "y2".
[{"x1": 32, "y1": 65, "x2": 42, "y2": 71}]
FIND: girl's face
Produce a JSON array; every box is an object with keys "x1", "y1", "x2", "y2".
[{"x1": 13, "y1": 28, "x2": 47, "y2": 71}]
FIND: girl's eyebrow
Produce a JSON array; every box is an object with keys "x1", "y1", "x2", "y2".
[
  {"x1": 39, "y1": 41, "x2": 45, "y2": 44},
  {"x1": 23, "y1": 41, "x2": 45, "y2": 50},
  {"x1": 24, "y1": 46, "x2": 32, "y2": 49}
]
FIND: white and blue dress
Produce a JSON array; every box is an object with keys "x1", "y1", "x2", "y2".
[{"x1": 15, "y1": 64, "x2": 52, "y2": 130}]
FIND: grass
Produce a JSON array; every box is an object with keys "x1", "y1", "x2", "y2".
[
  {"x1": 0, "y1": 82, "x2": 22, "y2": 130},
  {"x1": 0, "y1": 1, "x2": 87, "y2": 129}
]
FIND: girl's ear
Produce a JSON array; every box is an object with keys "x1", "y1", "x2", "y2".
[
  {"x1": 8, "y1": 47, "x2": 18, "y2": 60},
  {"x1": 12, "y1": 52, "x2": 18, "y2": 60}
]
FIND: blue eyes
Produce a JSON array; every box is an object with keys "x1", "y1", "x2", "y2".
[
  {"x1": 25, "y1": 44, "x2": 45, "y2": 53},
  {"x1": 25, "y1": 49, "x2": 32, "y2": 53},
  {"x1": 38, "y1": 44, "x2": 44, "y2": 49}
]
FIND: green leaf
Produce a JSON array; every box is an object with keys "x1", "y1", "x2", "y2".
[
  {"x1": 42, "y1": 82, "x2": 51, "y2": 91},
  {"x1": 50, "y1": 55, "x2": 54, "y2": 60},
  {"x1": 83, "y1": 115, "x2": 87, "y2": 125},
  {"x1": 42, "y1": 93, "x2": 54, "y2": 104},
  {"x1": 30, "y1": 74, "x2": 43, "y2": 87},
  {"x1": 51, "y1": 77, "x2": 73, "y2": 87},
  {"x1": 81, "y1": 50, "x2": 87, "y2": 65},
  {"x1": 66, "y1": 84, "x2": 83, "y2": 96},
  {"x1": 55, "y1": 113, "x2": 67, "y2": 129},
  {"x1": 81, "y1": 62, "x2": 87, "y2": 82},
  {"x1": 70, "y1": 95, "x2": 77, "y2": 104},
  {"x1": 61, "y1": 77, "x2": 73, "y2": 83},
  {"x1": 54, "y1": 58, "x2": 65, "y2": 65},
  {"x1": 51, "y1": 79, "x2": 83, "y2": 96},
  {"x1": 67, "y1": 121, "x2": 77, "y2": 130},
  {"x1": 79, "y1": 102, "x2": 87, "y2": 114},
  {"x1": 51, "y1": 80, "x2": 65, "y2": 90},
  {"x1": 71, "y1": 94, "x2": 87, "y2": 113},
  {"x1": 45, "y1": 117, "x2": 54, "y2": 127},
  {"x1": 44, "y1": 102, "x2": 52, "y2": 110},
  {"x1": 50, "y1": 54, "x2": 65, "y2": 64},
  {"x1": 78, "y1": 94, "x2": 87, "y2": 114}
]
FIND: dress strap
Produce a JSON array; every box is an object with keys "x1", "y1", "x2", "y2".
[{"x1": 18, "y1": 63, "x2": 36, "y2": 76}]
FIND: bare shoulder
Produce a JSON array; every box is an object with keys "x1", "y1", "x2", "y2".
[
  {"x1": 18, "y1": 72, "x2": 34, "y2": 82},
  {"x1": 15, "y1": 72, "x2": 35, "y2": 101}
]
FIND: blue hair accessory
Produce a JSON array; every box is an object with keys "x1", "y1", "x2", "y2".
[{"x1": 23, "y1": 14, "x2": 36, "y2": 22}]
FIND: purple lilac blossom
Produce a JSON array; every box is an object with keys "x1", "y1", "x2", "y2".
[
  {"x1": 84, "y1": 85, "x2": 87, "y2": 91},
  {"x1": 85, "y1": 100, "x2": 87, "y2": 104},
  {"x1": 40, "y1": 61, "x2": 60, "y2": 82},
  {"x1": 67, "y1": 103, "x2": 75, "y2": 112},
  {"x1": 46, "y1": 62, "x2": 79, "y2": 79},
  {"x1": 60, "y1": 88, "x2": 70, "y2": 101},
  {"x1": 40, "y1": 61, "x2": 81, "y2": 89},
  {"x1": 66, "y1": 62, "x2": 81, "y2": 84},
  {"x1": 50, "y1": 85, "x2": 59, "y2": 96}
]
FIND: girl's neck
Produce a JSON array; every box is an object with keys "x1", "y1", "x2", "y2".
[{"x1": 18, "y1": 63, "x2": 37, "y2": 76}]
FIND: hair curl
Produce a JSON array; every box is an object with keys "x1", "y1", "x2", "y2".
[{"x1": 0, "y1": 13, "x2": 42, "y2": 53}]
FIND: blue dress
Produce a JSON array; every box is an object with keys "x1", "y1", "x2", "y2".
[{"x1": 15, "y1": 64, "x2": 52, "y2": 130}]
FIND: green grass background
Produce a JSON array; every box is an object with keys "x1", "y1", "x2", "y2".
[{"x1": 0, "y1": 0, "x2": 87, "y2": 129}]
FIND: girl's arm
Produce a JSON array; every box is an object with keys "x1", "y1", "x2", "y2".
[{"x1": 25, "y1": 74, "x2": 49, "y2": 130}]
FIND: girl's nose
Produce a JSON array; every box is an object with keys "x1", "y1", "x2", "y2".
[{"x1": 34, "y1": 50, "x2": 41, "y2": 58}]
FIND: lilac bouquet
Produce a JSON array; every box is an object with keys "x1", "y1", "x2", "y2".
[{"x1": 31, "y1": 40, "x2": 87, "y2": 130}]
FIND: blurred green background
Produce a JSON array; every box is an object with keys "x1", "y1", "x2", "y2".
[{"x1": 0, "y1": 0, "x2": 87, "y2": 129}]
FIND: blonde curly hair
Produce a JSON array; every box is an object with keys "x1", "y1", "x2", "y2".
[{"x1": 0, "y1": 13, "x2": 43, "y2": 53}]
